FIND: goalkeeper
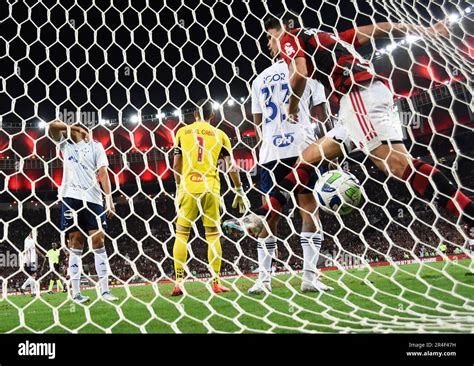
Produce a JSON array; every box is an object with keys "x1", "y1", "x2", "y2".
[{"x1": 171, "y1": 99, "x2": 248, "y2": 296}]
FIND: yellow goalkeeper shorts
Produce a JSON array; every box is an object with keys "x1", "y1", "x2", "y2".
[{"x1": 176, "y1": 191, "x2": 221, "y2": 228}]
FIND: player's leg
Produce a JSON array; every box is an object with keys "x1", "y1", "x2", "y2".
[
  {"x1": 68, "y1": 231, "x2": 87, "y2": 302},
  {"x1": 172, "y1": 193, "x2": 197, "y2": 296},
  {"x1": 61, "y1": 198, "x2": 89, "y2": 302},
  {"x1": 89, "y1": 230, "x2": 116, "y2": 301},
  {"x1": 252, "y1": 217, "x2": 278, "y2": 293},
  {"x1": 259, "y1": 137, "x2": 342, "y2": 214},
  {"x1": 348, "y1": 80, "x2": 474, "y2": 234},
  {"x1": 20, "y1": 266, "x2": 34, "y2": 293},
  {"x1": 54, "y1": 263, "x2": 64, "y2": 292},
  {"x1": 172, "y1": 222, "x2": 191, "y2": 295},
  {"x1": 85, "y1": 200, "x2": 117, "y2": 302},
  {"x1": 21, "y1": 265, "x2": 37, "y2": 296},
  {"x1": 249, "y1": 162, "x2": 281, "y2": 294},
  {"x1": 222, "y1": 137, "x2": 344, "y2": 237},
  {"x1": 370, "y1": 142, "x2": 474, "y2": 228},
  {"x1": 202, "y1": 192, "x2": 230, "y2": 293},
  {"x1": 297, "y1": 193, "x2": 333, "y2": 292}
]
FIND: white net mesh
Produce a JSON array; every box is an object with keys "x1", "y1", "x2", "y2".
[{"x1": 1, "y1": 0, "x2": 473, "y2": 333}]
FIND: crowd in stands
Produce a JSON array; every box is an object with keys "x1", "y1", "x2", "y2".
[{"x1": 0, "y1": 166, "x2": 469, "y2": 292}]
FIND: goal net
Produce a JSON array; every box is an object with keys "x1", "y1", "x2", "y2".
[{"x1": 1, "y1": 0, "x2": 473, "y2": 334}]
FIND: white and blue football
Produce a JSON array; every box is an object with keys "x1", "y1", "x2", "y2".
[{"x1": 314, "y1": 170, "x2": 362, "y2": 215}]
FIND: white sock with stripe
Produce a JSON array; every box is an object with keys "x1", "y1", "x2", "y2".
[
  {"x1": 300, "y1": 232, "x2": 323, "y2": 283},
  {"x1": 93, "y1": 247, "x2": 110, "y2": 295},
  {"x1": 68, "y1": 249, "x2": 83, "y2": 297},
  {"x1": 257, "y1": 236, "x2": 277, "y2": 284}
]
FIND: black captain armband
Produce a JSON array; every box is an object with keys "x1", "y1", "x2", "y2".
[
  {"x1": 174, "y1": 146, "x2": 182, "y2": 155},
  {"x1": 220, "y1": 147, "x2": 231, "y2": 157}
]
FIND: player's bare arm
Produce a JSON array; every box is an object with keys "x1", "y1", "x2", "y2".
[
  {"x1": 48, "y1": 119, "x2": 89, "y2": 142},
  {"x1": 173, "y1": 153, "x2": 183, "y2": 186},
  {"x1": 288, "y1": 57, "x2": 308, "y2": 118},
  {"x1": 354, "y1": 20, "x2": 449, "y2": 47},
  {"x1": 252, "y1": 113, "x2": 264, "y2": 154},
  {"x1": 98, "y1": 166, "x2": 115, "y2": 219}
]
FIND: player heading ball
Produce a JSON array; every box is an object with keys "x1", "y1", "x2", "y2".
[{"x1": 48, "y1": 120, "x2": 118, "y2": 303}]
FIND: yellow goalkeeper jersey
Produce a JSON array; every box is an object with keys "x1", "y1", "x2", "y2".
[{"x1": 174, "y1": 120, "x2": 232, "y2": 194}]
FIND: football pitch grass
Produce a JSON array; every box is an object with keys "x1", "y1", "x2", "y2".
[{"x1": 1, "y1": 259, "x2": 473, "y2": 334}]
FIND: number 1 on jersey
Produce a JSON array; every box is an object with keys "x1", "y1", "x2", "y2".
[{"x1": 197, "y1": 136, "x2": 204, "y2": 163}]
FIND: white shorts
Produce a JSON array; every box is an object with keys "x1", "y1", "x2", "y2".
[
  {"x1": 326, "y1": 120, "x2": 348, "y2": 142},
  {"x1": 338, "y1": 80, "x2": 404, "y2": 153}
]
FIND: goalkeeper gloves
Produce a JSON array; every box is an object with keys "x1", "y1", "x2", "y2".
[{"x1": 232, "y1": 186, "x2": 249, "y2": 214}]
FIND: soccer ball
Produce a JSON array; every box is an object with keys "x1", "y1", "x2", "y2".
[{"x1": 315, "y1": 170, "x2": 362, "y2": 215}]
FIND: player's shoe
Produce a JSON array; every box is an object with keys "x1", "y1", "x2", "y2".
[
  {"x1": 248, "y1": 281, "x2": 272, "y2": 295},
  {"x1": 222, "y1": 214, "x2": 265, "y2": 238},
  {"x1": 301, "y1": 279, "x2": 334, "y2": 293},
  {"x1": 47, "y1": 290, "x2": 54, "y2": 295},
  {"x1": 101, "y1": 292, "x2": 118, "y2": 302},
  {"x1": 72, "y1": 293, "x2": 90, "y2": 304},
  {"x1": 171, "y1": 283, "x2": 184, "y2": 297},
  {"x1": 212, "y1": 283, "x2": 231, "y2": 293}
]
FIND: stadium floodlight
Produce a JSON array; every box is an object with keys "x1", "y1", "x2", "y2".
[
  {"x1": 130, "y1": 114, "x2": 139, "y2": 123},
  {"x1": 158, "y1": 112, "x2": 166, "y2": 119},
  {"x1": 227, "y1": 99, "x2": 235, "y2": 106},
  {"x1": 240, "y1": 97, "x2": 245, "y2": 102},
  {"x1": 173, "y1": 109, "x2": 180, "y2": 117},
  {"x1": 385, "y1": 43, "x2": 397, "y2": 52},
  {"x1": 38, "y1": 121, "x2": 46, "y2": 129},
  {"x1": 406, "y1": 34, "x2": 422, "y2": 44},
  {"x1": 212, "y1": 102, "x2": 220, "y2": 110},
  {"x1": 448, "y1": 13, "x2": 460, "y2": 23},
  {"x1": 465, "y1": 6, "x2": 472, "y2": 14}
]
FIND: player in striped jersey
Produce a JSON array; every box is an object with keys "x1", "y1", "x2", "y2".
[
  {"x1": 225, "y1": 14, "x2": 474, "y2": 249},
  {"x1": 171, "y1": 99, "x2": 248, "y2": 296}
]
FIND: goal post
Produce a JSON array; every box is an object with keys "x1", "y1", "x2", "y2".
[{"x1": 0, "y1": 0, "x2": 473, "y2": 334}]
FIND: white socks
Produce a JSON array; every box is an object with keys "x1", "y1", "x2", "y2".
[
  {"x1": 68, "y1": 247, "x2": 110, "y2": 297},
  {"x1": 68, "y1": 249, "x2": 83, "y2": 297},
  {"x1": 300, "y1": 232, "x2": 323, "y2": 283},
  {"x1": 21, "y1": 277, "x2": 37, "y2": 294},
  {"x1": 94, "y1": 246, "x2": 110, "y2": 295},
  {"x1": 257, "y1": 236, "x2": 277, "y2": 284}
]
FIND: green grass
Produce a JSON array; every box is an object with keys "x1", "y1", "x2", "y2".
[{"x1": 1, "y1": 259, "x2": 473, "y2": 333}]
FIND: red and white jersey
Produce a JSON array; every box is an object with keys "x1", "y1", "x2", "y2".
[
  {"x1": 251, "y1": 60, "x2": 326, "y2": 164},
  {"x1": 279, "y1": 27, "x2": 376, "y2": 98}
]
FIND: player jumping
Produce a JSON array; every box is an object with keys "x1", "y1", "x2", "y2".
[
  {"x1": 171, "y1": 99, "x2": 248, "y2": 296},
  {"x1": 247, "y1": 57, "x2": 338, "y2": 294},
  {"x1": 224, "y1": 15, "x2": 474, "y2": 245},
  {"x1": 48, "y1": 120, "x2": 117, "y2": 303}
]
